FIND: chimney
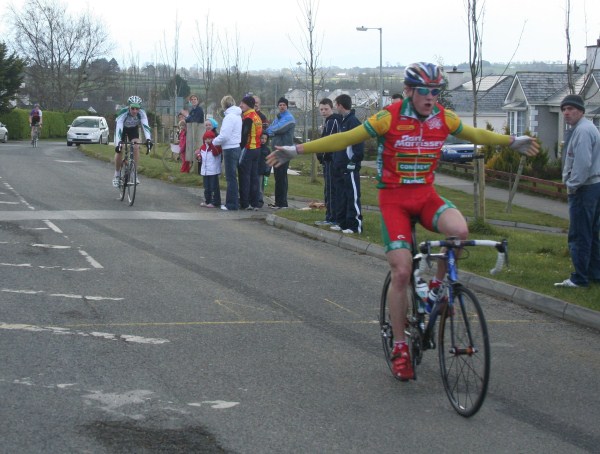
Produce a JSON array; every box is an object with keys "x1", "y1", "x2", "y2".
[{"x1": 445, "y1": 67, "x2": 467, "y2": 90}]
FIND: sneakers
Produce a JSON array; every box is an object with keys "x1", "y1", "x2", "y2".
[
  {"x1": 220, "y1": 205, "x2": 228, "y2": 211},
  {"x1": 205, "y1": 203, "x2": 215, "y2": 208},
  {"x1": 135, "y1": 177, "x2": 140, "y2": 185},
  {"x1": 314, "y1": 220, "x2": 333, "y2": 226},
  {"x1": 330, "y1": 224, "x2": 342, "y2": 231},
  {"x1": 390, "y1": 343, "x2": 414, "y2": 381},
  {"x1": 112, "y1": 177, "x2": 119, "y2": 188},
  {"x1": 554, "y1": 279, "x2": 579, "y2": 288},
  {"x1": 342, "y1": 229, "x2": 355, "y2": 234}
]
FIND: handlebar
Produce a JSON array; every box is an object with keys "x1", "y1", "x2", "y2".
[
  {"x1": 118, "y1": 140, "x2": 153, "y2": 154},
  {"x1": 418, "y1": 239, "x2": 509, "y2": 275}
]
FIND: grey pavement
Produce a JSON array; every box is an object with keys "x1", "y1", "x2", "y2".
[{"x1": 263, "y1": 168, "x2": 600, "y2": 333}]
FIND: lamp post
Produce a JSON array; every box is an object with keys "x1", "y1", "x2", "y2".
[{"x1": 356, "y1": 26, "x2": 383, "y2": 108}]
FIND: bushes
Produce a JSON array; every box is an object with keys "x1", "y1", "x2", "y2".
[{"x1": 0, "y1": 108, "x2": 89, "y2": 140}]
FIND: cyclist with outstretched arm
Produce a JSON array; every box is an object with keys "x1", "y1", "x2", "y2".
[
  {"x1": 268, "y1": 62, "x2": 539, "y2": 380},
  {"x1": 113, "y1": 95, "x2": 153, "y2": 187}
]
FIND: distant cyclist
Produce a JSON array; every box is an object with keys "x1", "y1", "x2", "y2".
[
  {"x1": 268, "y1": 62, "x2": 540, "y2": 381},
  {"x1": 29, "y1": 103, "x2": 43, "y2": 143},
  {"x1": 113, "y1": 96, "x2": 153, "y2": 187}
]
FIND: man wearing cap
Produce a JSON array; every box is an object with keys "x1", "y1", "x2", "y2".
[
  {"x1": 239, "y1": 96, "x2": 263, "y2": 210},
  {"x1": 555, "y1": 94, "x2": 600, "y2": 288},
  {"x1": 266, "y1": 97, "x2": 296, "y2": 209}
]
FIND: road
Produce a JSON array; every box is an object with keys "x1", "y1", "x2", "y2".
[{"x1": 1, "y1": 141, "x2": 599, "y2": 453}]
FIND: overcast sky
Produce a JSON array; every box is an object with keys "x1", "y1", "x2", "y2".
[{"x1": 2, "y1": 0, "x2": 599, "y2": 71}]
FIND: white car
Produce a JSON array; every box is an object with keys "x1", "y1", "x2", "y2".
[
  {"x1": 67, "y1": 116, "x2": 109, "y2": 146},
  {"x1": 0, "y1": 122, "x2": 8, "y2": 143}
]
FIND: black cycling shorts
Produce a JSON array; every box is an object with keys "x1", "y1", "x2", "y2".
[{"x1": 119, "y1": 127, "x2": 140, "y2": 147}]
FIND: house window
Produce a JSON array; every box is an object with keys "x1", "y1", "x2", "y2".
[{"x1": 508, "y1": 111, "x2": 526, "y2": 135}]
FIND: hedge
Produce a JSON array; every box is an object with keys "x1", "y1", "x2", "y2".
[{"x1": 0, "y1": 108, "x2": 89, "y2": 141}]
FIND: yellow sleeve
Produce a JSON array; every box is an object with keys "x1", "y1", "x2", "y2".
[
  {"x1": 454, "y1": 123, "x2": 512, "y2": 146},
  {"x1": 302, "y1": 124, "x2": 372, "y2": 154}
]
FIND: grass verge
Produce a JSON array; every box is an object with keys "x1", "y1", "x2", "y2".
[{"x1": 80, "y1": 144, "x2": 596, "y2": 312}]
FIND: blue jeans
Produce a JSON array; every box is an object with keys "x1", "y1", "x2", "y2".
[
  {"x1": 568, "y1": 182, "x2": 600, "y2": 286},
  {"x1": 223, "y1": 147, "x2": 241, "y2": 210},
  {"x1": 238, "y1": 148, "x2": 260, "y2": 208},
  {"x1": 203, "y1": 174, "x2": 221, "y2": 206}
]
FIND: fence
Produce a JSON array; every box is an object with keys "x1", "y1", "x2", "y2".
[{"x1": 438, "y1": 162, "x2": 567, "y2": 201}]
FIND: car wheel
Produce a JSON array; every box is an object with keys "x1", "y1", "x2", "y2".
[
  {"x1": 67, "y1": 141, "x2": 73, "y2": 147},
  {"x1": 1, "y1": 133, "x2": 7, "y2": 143}
]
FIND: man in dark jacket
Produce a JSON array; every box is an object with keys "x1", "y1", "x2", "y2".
[
  {"x1": 315, "y1": 98, "x2": 343, "y2": 225},
  {"x1": 330, "y1": 94, "x2": 364, "y2": 233}
]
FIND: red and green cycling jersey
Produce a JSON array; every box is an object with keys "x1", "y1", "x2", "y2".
[{"x1": 302, "y1": 99, "x2": 512, "y2": 188}]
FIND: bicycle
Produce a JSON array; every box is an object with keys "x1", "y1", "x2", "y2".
[
  {"x1": 379, "y1": 219, "x2": 508, "y2": 417},
  {"x1": 117, "y1": 140, "x2": 151, "y2": 206},
  {"x1": 31, "y1": 125, "x2": 40, "y2": 148}
]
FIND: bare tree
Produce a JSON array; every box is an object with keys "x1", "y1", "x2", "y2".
[
  {"x1": 157, "y1": 14, "x2": 181, "y2": 128},
  {"x1": 294, "y1": 0, "x2": 325, "y2": 183},
  {"x1": 218, "y1": 28, "x2": 250, "y2": 100},
  {"x1": 193, "y1": 14, "x2": 218, "y2": 115},
  {"x1": 8, "y1": 0, "x2": 111, "y2": 111}
]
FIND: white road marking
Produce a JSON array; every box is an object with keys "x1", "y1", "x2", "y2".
[
  {"x1": 31, "y1": 243, "x2": 71, "y2": 249},
  {"x1": 2, "y1": 182, "x2": 35, "y2": 210},
  {"x1": 55, "y1": 160, "x2": 83, "y2": 163},
  {"x1": 188, "y1": 401, "x2": 240, "y2": 409},
  {"x1": 43, "y1": 220, "x2": 63, "y2": 233},
  {"x1": 0, "y1": 201, "x2": 19, "y2": 205},
  {"x1": 0, "y1": 263, "x2": 92, "y2": 271},
  {"x1": 2, "y1": 288, "x2": 123, "y2": 301},
  {"x1": 0, "y1": 263, "x2": 32, "y2": 267},
  {"x1": 0, "y1": 322, "x2": 170, "y2": 344},
  {"x1": 78, "y1": 249, "x2": 103, "y2": 269}
]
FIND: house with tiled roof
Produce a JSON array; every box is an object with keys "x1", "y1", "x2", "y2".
[{"x1": 449, "y1": 75, "x2": 513, "y2": 132}]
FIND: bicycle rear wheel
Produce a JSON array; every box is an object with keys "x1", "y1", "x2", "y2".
[
  {"x1": 438, "y1": 284, "x2": 490, "y2": 417},
  {"x1": 379, "y1": 272, "x2": 395, "y2": 374},
  {"x1": 126, "y1": 160, "x2": 137, "y2": 206},
  {"x1": 379, "y1": 271, "x2": 421, "y2": 379}
]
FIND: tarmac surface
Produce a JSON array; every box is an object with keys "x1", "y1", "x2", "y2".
[{"x1": 264, "y1": 167, "x2": 600, "y2": 333}]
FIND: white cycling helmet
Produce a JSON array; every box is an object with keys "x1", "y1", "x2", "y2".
[{"x1": 127, "y1": 95, "x2": 142, "y2": 108}]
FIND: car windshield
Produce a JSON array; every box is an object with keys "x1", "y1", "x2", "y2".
[
  {"x1": 72, "y1": 119, "x2": 99, "y2": 128},
  {"x1": 445, "y1": 136, "x2": 472, "y2": 146}
]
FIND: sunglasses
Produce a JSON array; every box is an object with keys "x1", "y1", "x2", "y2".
[
  {"x1": 415, "y1": 87, "x2": 442, "y2": 96},
  {"x1": 130, "y1": 107, "x2": 140, "y2": 110}
]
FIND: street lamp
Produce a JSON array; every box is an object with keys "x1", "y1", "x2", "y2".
[{"x1": 356, "y1": 26, "x2": 383, "y2": 108}]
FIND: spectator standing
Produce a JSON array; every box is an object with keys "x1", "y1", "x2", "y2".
[
  {"x1": 185, "y1": 94, "x2": 205, "y2": 171},
  {"x1": 315, "y1": 98, "x2": 342, "y2": 226},
  {"x1": 266, "y1": 97, "x2": 296, "y2": 209},
  {"x1": 253, "y1": 95, "x2": 269, "y2": 131},
  {"x1": 213, "y1": 95, "x2": 242, "y2": 211},
  {"x1": 239, "y1": 96, "x2": 263, "y2": 210},
  {"x1": 555, "y1": 94, "x2": 600, "y2": 288},
  {"x1": 196, "y1": 129, "x2": 222, "y2": 208},
  {"x1": 254, "y1": 95, "x2": 270, "y2": 208},
  {"x1": 200, "y1": 118, "x2": 219, "y2": 175},
  {"x1": 257, "y1": 132, "x2": 271, "y2": 208},
  {"x1": 178, "y1": 120, "x2": 189, "y2": 172},
  {"x1": 331, "y1": 94, "x2": 364, "y2": 234}
]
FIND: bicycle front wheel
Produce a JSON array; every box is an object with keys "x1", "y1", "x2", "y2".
[
  {"x1": 126, "y1": 160, "x2": 137, "y2": 206},
  {"x1": 438, "y1": 284, "x2": 490, "y2": 417}
]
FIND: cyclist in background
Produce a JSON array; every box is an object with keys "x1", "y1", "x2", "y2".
[
  {"x1": 29, "y1": 103, "x2": 43, "y2": 143},
  {"x1": 113, "y1": 95, "x2": 153, "y2": 187},
  {"x1": 268, "y1": 62, "x2": 539, "y2": 381}
]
